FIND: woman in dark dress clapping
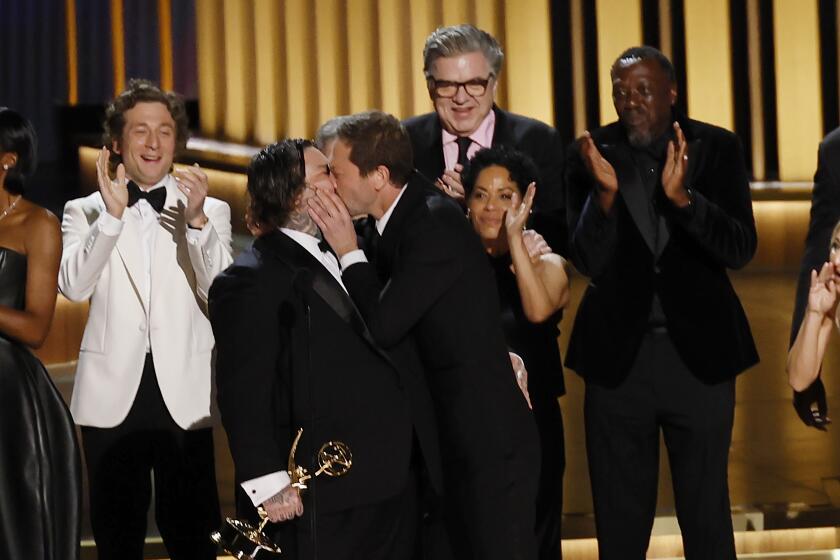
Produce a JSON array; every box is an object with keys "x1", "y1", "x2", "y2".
[
  {"x1": 463, "y1": 146, "x2": 570, "y2": 560},
  {"x1": 0, "y1": 108, "x2": 81, "y2": 560}
]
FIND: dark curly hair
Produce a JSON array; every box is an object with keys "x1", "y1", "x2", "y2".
[
  {"x1": 0, "y1": 108, "x2": 37, "y2": 196},
  {"x1": 461, "y1": 146, "x2": 540, "y2": 198},
  {"x1": 247, "y1": 139, "x2": 312, "y2": 231},
  {"x1": 103, "y1": 78, "x2": 189, "y2": 174}
]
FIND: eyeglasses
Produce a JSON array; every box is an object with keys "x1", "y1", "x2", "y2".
[{"x1": 429, "y1": 75, "x2": 494, "y2": 99}]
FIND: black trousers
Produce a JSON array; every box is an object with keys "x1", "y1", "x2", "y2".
[
  {"x1": 532, "y1": 392, "x2": 565, "y2": 560},
  {"x1": 81, "y1": 353, "x2": 221, "y2": 560},
  {"x1": 584, "y1": 332, "x2": 736, "y2": 560}
]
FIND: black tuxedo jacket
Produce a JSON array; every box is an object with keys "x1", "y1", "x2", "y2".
[
  {"x1": 565, "y1": 116, "x2": 759, "y2": 386},
  {"x1": 342, "y1": 177, "x2": 537, "y2": 471},
  {"x1": 209, "y1": 231, "x2": 441, "y2": 517},
  {"x1": 791, "y1": 127, "x2": 840, "y2": 343},
  {"x1": 403, "y1": 105, "x2": 568, "y2": 255}
]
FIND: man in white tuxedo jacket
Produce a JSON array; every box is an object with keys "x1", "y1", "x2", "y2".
[{"x1": 58, "y1": 79, "x2": 233, "y2": 560}]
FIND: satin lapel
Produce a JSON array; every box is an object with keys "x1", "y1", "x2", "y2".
[
  {"x1": 377, "y1": 177, "x2": 424, "y2": 268},
  {"x1": 261, "y1": 232, "x2": 376, "y2": 346},
  {"x1": 602, "y1": 143, "x2": 657, "y2": 254},
  {"x1": 490, "y1": 106, "x2": 511, "y2": 146},
  {"x1": 114, "y1": 205, "x2": 147, "y2": 311}
]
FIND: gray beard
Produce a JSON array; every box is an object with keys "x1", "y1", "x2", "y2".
[{"x1": 626, "y1": 128, "x2": 654, "y2": 148}]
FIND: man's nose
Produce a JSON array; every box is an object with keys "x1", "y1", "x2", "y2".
[{"x1": 453, "y1": 84, "x2": 471, "y2": 103}]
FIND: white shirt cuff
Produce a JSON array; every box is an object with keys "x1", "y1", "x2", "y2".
[
  {"x1": 339, "y1": 249, "x2": 368, "y2": 271},
  {"x1": 98, "y1": 210, "x2": 124, "y2": 236},
  {"x1": 240, "y1": 470, "x2": 292, "y2": 507},
  {"x1": 186, "y1": 223, "x2": 210, "y2": 245}
]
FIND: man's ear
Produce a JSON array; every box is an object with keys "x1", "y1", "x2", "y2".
[
  {"x1": 669, "y1": 84, "x2": 678, "y2": 106},
  {"x1": 373, "y1": 165, "x2": 391, "y2": 192},
  {"x1": 112, "y1": 139, "x2": 122, "y2": 155}
]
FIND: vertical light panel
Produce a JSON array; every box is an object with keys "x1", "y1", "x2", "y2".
[
  {"x1": 570, "y1": 0, "x2": 587, "y2": 136},
  {"x1": 284, "y1": 1, "x2": 318, "y2": 136},
  {"x1": 65, "y1": 0, "x2": 78, "y2": 104},
  {"x1": 222, "y1": 0, "x2": 256, "y2": 142},
  {"x1": 773, "y1": 0, "x2": 821, "y2": 180},
  {"x1": 110, "y1": 0, "x2": 126, "y2": 96},
  {"x1": 475, "y1": 0, "x2": 507, "y2": 109},
  {"x1": 504, "y1": 0, "x2": 553, "y2": 124},
  {"x1": 378, "y1": 0, "x2": 413, "y2": 118},
  {"x1": 158, "y1": 0, "x2": 174, "y2": 92},
  {"x1": 595, "y1": 0, "x2": 642, "y2": 125},
  {"x1": 658, "y1": 0, "x2": 672, "y2": 60},
  {"x1": 442, "y1": 0, "x2": 472, "y2": 25},
  {"x1": 746, "y1": 0, "x2": 765, "y2": 179},
  {"x1": 315, "y1": 0, "x2": 349, "y2": 127},
  {"x1": 347, "y1": 0, "x2": 380, "y2": 113},
  {"x1": 196, "y1": 0, "x2": 226, "y2": 136},
  {"x1": 683, "y1": 0, "x2": 733, "y2": 130},
  {"x1": 253, "y1": 0, "x2": 285, "y2": 143},
  {"x1": 408, "y1": 0, "x2": 438, "y2": 116}
]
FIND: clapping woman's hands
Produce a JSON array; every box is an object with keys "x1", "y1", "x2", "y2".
[
  {"x1": 808, "y1": 262, "x2": 839, "y2": 318},
  {"x1": 505, "y1": 183, "x2": 536, "y2": 240}
]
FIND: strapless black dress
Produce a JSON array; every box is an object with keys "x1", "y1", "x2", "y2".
[{"x1": 0, "y1": 247, "x2": 81, "y2": 559}]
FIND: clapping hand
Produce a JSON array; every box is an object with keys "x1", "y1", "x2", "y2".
[
  {"x1": 661, "y1": 122, "x2": 690, "y2": 207},
  {"x1": 505, "y1": 183, "x2": 536, "y2": 241},
  {"x1": 174, "y1": 163, "x2": 210, "y2": 229},
  {"x1": 435, "y1": 163, "x2": 466, "y2": 203},
  {"x1": 96, "y1": 147, "x2": 128, "y2": 219},
  {"x1": 807, "y1": 262, "x2": 839, "y2": 318},
  {"x1": 579, "y1": 131, "x2": 617, "y2": 195}
]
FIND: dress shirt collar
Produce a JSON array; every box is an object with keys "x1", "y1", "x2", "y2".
[
  {"x1": 280, "y1": 227, "x2": 324, "y2": 255},
  {"x1": 441, "y1": 108, "x2": 495, "y2": 149},
  {"x1": 375, "y1": 183, "x2": 408, "y2": 235}
]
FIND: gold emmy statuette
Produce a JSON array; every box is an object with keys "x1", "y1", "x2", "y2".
[
  {"x1": 210, "y1": 428, "x2": 352, "y2": 557},
  {"x1": 210, "y1": 506, "x2": 282, "y2": 559}
]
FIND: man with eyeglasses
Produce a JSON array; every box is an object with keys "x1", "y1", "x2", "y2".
[
  {"x1": 404, "y1": 24, "x2": 567, "y2": 256},
  {"x1": 404, "y1": 24, "x2": 567, "y2": 560}
]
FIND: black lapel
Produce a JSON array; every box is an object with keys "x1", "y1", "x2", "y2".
[
  {"x1": 377, "y1": 174, "x2": 430, "y2": 268},
  {"x1": 600, "y1": 142, "x2": 657, "y2": 254},
  {"x1": 414, "y1": 114, "x2": 446, "y2": 180},
  {"x1": 490, "y1": 106, "x2": 512, "y2": 146},
  {"x1": 256, "y1": 231, "x2": 372, "y2": 341}
]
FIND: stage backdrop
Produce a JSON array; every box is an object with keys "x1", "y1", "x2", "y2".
[{"x1": 5, "y1": 0, "x2": 840, "y2": 181}]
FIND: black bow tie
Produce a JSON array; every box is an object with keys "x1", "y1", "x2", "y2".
[
  {"x1": 317, "y1": 238, "x2": 335, "y2": 257},
  {"x1": 127, "y1": 181, "x2": 166, "y2": 213}
]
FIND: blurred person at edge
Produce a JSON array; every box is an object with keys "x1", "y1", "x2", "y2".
[{"x1": 0, "y1": 107, "x2": 82, "y2": 560}]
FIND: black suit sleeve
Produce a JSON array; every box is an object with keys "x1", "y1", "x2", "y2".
[
  {"x1": 342, "y1": 207, "x2": 467, "y2": 349},
  {"x1": 791, "y1": 138, "x2": 840, "y2": 343},
  {"x1": 666, "y1": 133, "x2": 757, "y2": 270},
  {"x1": 565, "y1": 141, "x2": 618, "y2": 278},
  {"x1": 210, "y1": 267, "x2": 290, "y2": 481}
]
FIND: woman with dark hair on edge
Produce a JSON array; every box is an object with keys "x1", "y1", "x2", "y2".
[
  {"x1": 0, "y1": 108, "x2": 81, "y2": 559},
  {"x1": 462, "y1": 145, "x2": 570, "y2": 559}
]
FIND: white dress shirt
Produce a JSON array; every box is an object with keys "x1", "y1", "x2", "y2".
[
  {"x1": 97, "y1": 176, "x2": 204, "y2": 352},
  {"x1": 339, "y1": 184, "x2": 408, "y2": 271}
]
